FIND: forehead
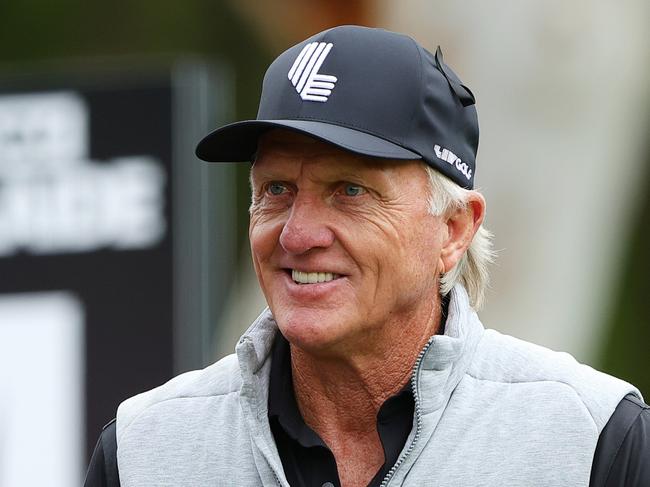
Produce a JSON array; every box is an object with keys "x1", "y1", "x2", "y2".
[{"x1": 253, "y1": 129, "x2": 402, "y2": 178}]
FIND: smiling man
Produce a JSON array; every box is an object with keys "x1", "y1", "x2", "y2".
[{"x1": 86, "y1": 26, "x2": 649, "y2": 487}]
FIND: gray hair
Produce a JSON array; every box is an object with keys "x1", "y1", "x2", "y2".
[{"x1": 424, "y1": 165, "x2": 495, "y2": 310}]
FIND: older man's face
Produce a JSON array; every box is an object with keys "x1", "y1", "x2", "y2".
[{"x1": 249, "y1": 131, "x2": 445, "y2": 356}]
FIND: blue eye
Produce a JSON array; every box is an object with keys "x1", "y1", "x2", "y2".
[
  {"x1": 268, "y1": 182, "x2": 286, "y2": 195},
  {"x1": 343, "y1": 184, "x2": 365, "y2": 196}
]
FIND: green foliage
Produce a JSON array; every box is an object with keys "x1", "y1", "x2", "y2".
[
  {"x1": 0, "y1": 0, "x2": 271, "y2": 122},
  {"x1": 599, "y1": 152, "x2": 650, "y2": 399}
]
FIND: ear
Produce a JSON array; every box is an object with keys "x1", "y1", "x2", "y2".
[{"x1": 438, "y1": 192, "x2": 486, "y2": 274}]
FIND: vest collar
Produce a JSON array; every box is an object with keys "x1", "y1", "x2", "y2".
[{"x1": 415, "y1": 284, "x2": 484, "y2": 414}]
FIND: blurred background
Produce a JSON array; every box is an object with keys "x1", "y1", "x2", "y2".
[{"x1": 0, "y1": 1, "x2": 648, "y2": 485}]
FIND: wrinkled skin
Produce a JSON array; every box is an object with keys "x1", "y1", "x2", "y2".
[{"x1": 249, "y1": 130, "x2": 482, "y2": 359}]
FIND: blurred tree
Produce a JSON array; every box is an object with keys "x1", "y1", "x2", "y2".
[
  {"x1": 599, "y1": 137, "x2": 650, "y2": 399},
  {"x1": 227, "y1": 0, "x2": 377, "y2": 52}
]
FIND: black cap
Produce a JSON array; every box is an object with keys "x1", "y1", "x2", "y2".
[{"x1": 196, "y1": 25, "x2": 479, "y2": 189}]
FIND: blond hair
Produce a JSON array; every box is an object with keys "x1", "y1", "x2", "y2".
[{"x1": 424, "y1": 165, "x2": 495, "y2": 310}]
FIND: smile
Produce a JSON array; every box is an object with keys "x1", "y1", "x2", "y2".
[{"x1": 291, "y1": 269, "x2": 340, "y2": 284}]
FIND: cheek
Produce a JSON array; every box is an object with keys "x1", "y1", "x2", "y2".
[
  {"x1": 249, "y1": 216, "x2": 283, "y2": 269},
  {"x1": 344, "y1": 210, "x2": 438, "y2": 275},
  {"x1": 397, "y1": 218, "x2": 444, "y2": 284}
]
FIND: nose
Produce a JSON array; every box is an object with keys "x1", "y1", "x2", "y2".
[{"x1": 279, "y1": 196, "x2": 335, "y2": 255}]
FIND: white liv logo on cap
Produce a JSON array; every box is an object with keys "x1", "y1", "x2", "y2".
[{"x1": 288, "y1": 42, "x2": 337, "y2": 102}]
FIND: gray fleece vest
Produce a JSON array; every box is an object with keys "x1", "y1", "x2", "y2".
[{"x1": 116, "y1": 285, "x2": 640, "y2": 486}]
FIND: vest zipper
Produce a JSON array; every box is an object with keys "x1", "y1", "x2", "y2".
[
  {"x1": 264, "y1": 439, "x2": 285, "y2": 486},
  {"x1": 272, "y1": 469, "x2": 282, "y2": 486},
  {"x1": 379, "y1": 336, "x2": 434, "y2": 487}
]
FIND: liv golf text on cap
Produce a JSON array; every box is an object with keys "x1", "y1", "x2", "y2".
[{"x1": 196, "y1": 25, "x2": 479, "y2": 189}]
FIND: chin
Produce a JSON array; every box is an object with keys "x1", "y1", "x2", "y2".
[{"x1": 274, "y1": 307, "x2": 348, "y2": 354}]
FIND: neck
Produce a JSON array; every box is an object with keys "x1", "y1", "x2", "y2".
[{"x1": 290, "y1": 296, "x2": 442, "y2": 436}]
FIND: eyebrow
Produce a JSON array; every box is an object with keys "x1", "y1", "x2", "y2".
[
  {"x1": 250, "y1": 168, "x2": 391, "y2": 194},
  {"x1": 251, "y1": 148, "x2": 398, "y2": 186}
]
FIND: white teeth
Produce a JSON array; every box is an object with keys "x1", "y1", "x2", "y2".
[{"x1": 291, "y1": 270, "x2": 339, "y2": 284}]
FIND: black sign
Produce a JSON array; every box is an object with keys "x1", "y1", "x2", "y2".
[{"x1": 0, "y1": 74, "x2": 174, "y2": 473}]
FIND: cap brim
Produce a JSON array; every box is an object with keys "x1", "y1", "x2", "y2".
[{"x1": 195, "y1": 119, "x2": 421, "y2": 162}]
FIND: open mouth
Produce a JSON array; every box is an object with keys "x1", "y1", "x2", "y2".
[{"x1": 287, "y1": 269, "x2": 341, "y2": 285}]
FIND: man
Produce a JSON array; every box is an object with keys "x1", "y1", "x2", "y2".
[{"x1": 86, "y1": 25, "x2": 649, "y2": 486}]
